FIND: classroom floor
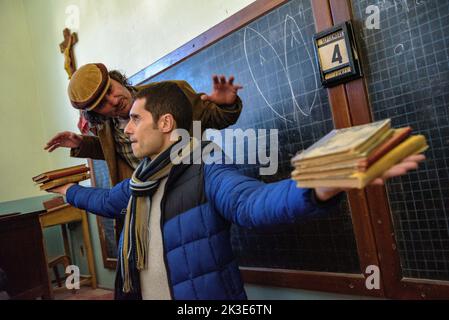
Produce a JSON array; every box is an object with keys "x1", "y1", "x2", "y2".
[{"x1": 53, "y1": 286, "x2": 114, "y2": 300}]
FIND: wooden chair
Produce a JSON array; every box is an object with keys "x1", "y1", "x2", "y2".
[{"x1": 48, "y1": 255, "x2": 71, "y2": 288}]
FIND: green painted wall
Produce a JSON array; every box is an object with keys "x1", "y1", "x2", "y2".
[{"x1": 0, "y1": 0, "x2": 52, "y2": 202}]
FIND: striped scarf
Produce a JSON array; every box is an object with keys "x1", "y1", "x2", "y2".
[{"x1": 119, "y1": 138, "x2": 198, "y2": 294}]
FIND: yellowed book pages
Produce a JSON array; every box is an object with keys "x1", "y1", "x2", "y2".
[
  {"x1": 292, "y1": 126, "x2": 392, "y2": 168},
  {"x1": 293, "y1": 128, "x2": 394, "y2": 170},
  {"x1": 293, "y1": 156, "x2": 367, "y2": 171},
  {"x1": 293, "y1": 127, "x2": 409, "y2": 172},
  {"x1": 295, "y1": 135, "x2": 428, "y2": 189},
  {"x1": 293, "y1": 161, "x2": 366, "y2": 173},
  {"x1": 292, "y1": 119, "x2": 390, "y2": 163},
  {"x1": 292, "y1": 167, "x2": 359, "y2": 180}
]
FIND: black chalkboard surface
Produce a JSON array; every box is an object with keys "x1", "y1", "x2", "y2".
[
  {"x1": 130, "y1": 0, "x2": 361, "y2": 273},
  {"x1": 351, "y1": 0, "x2": 449, "y2": 281}
]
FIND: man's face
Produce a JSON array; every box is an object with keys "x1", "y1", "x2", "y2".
[
  {"x1": 124, "y1": 98, "x2": 164, "y2": 159},
  {"x1": 93, "y1": 79, "x2": 133, "y2": 118}
]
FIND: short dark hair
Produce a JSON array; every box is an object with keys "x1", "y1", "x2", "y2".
[
  {"x1": 135, "y1": 82, "x2": 192, "y2": 131},
  {"x1": 83, "y1": 70, "x2": 136, "y2": 126}
]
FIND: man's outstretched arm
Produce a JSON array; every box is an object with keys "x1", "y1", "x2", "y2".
[
  {"x1": 205, "y1": 154, "x2": 425, "y2": 228},
  {"x1": 204, "y1": 163, "x2": 340, "y2": 229},
  {"x1": 50, "y1": 179, "x2": 131, "y2": 219}
]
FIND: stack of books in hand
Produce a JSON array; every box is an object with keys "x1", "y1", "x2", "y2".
[
  {"x1": 291, "y1": 119, "x2": 428, "y2": 189},
  {"x1": 32, "y1": 164, "x2": 90, "y2": 191}
]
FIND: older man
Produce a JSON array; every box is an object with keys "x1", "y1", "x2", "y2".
[{"x1": 45, "y1": 63, "x2": 243, "y2": 186}]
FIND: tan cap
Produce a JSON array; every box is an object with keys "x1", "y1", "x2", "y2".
[{"x1": 67, "y1": 63, "x2": 111, "y2": 111}]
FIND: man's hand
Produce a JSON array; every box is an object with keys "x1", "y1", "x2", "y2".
[
  {"x1": 47, "y1": 183, "x2": 76, "y2": 196},
  {"x1": 44, "y1": 131, "x2": 83, "y2": 152},
  {"x1": 201, "y1": 75, "x2": 243, "y2": 105},
  {"x1": 314, "y1": 154, "x2": 426, "y2": 202}
]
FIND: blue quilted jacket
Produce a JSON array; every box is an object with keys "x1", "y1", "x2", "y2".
[{"x1": 67, "y1": 160, "x2": 337, "y2": 300}]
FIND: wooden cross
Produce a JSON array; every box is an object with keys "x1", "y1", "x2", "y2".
[{"x1": 59, "y1": 28, "x2": 78, "y2": 79}]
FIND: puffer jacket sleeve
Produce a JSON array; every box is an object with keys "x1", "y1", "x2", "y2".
[
  {"x1": 204, "y1": 163, "x2": 341, "y2": 229},
  {"x1": 66, "y1": 178, "x2": 131, "y2": 218}
]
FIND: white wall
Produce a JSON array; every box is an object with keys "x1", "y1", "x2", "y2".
[{"x1": 0, "y1": 0, "x2": 52, "y2": 202}]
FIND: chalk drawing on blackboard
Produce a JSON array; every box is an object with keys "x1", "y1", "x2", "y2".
[
  {"x1": 391, "y1": 11, "x2": 419, "y2": 75},
  {"x1": 415, "y1": 0, "x2": 426, "y2": 7},
  {"x1": 297, "y1": 2, "x2": 306, "y2": 21},
  {"x1": 244, "y1": 27, "x2": 292, "y2": 122},
  {"x1": 243, "y1": 15, "x2": 319, "y2": 122},
  {"x1": 259, "y1": 54, "x2": 267, "y2": 66},
  {"x1": 394, "y1": 43, "x2": 405, "y2": 55},
  {"x1": 284, "y1": 15, "x2": 319, "y2": 117}
]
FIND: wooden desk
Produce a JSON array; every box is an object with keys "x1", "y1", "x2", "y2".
[
  {"x1": 39, "y1": 204, "x2": 97, "y2": 293},
  {"x1": 0, "y1": 212, "x2": 52, "y2": 299}
]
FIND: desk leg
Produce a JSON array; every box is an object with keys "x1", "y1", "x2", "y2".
[
  {"x1": 40, "y1": 229, "x2": 55, "y2": 300},
  {"x1": 81, "y1": 212, "x2": 97, "y2": 289},
  {"x1": 61, "y1": 224, "x2": 71, "y2": 260}
]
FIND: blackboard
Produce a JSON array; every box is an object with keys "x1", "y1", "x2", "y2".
[
  {"x1": 132, "y1": 0, "x2": 362, "y2": 273},
  {"x1": 352, "y1": 0, "x2": 449, "y2": 281}
]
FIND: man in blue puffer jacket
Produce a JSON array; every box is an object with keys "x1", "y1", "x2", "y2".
[{"x1": 52, "y1": 82, "x2": 425, "y2": 300}]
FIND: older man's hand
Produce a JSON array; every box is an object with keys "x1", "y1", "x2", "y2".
[
  {"x1": 201, "y1": 75, "x2": 243, "y2": 105},
  {"x1": 44, "y1": 131, "x2": 82, "y2": 152}
]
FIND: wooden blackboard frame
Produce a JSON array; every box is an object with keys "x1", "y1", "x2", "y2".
[
  {"x1": 321, "y1": 0, "x2": 449, "y2": 299},
  {"x1": 88, "y1": 159, "x2": 117, "y2": 270},
  {"x1": 127, "y1": 0, "x2": 449, "y2": 299}
]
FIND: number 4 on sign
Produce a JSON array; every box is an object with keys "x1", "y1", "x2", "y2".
[{"x1": 332, "y1": 44, "x2": 343, "y2": 64}]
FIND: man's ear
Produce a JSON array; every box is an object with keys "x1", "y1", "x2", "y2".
[{"x1": 159, "y1": 114, "x2": 176, "y2": 133}]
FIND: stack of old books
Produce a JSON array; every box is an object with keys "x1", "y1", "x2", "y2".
[
  {"x1": 291, "y1": 119, "x2": 428, "y2": 189},
  {"x1": 32, "y1": 164, "x2": 90, "y2": 191}
]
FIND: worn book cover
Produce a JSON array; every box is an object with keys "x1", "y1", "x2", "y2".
[
  {"x1": 33, "y1": 164, "x2": 88, "y2": 182},
  {"x1": 293, "y1": 127, "x2": 412, "y2": 174},
  {"x1": 291, "y1": 119, "x2": 391, "y2": 164},
  {"x1": 39, "y1": 172, "x2": 91, "y2": 191},
  {"x1": 364, "y1": 127, "x2": 412, "y2": 167},
  {"x1": 295, "y1": 135, "x2": 428, "y2": 189}
]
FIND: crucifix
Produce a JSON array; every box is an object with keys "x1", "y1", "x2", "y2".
[
  {"x1": 59, "y1": 28, "x2": 88, "y2": 134},
  {"x1": 59, "y1": 28, "x2": 78, "y2": 79}
]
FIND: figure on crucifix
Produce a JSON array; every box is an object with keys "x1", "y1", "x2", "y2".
[{"x1": 59, "y1": 28, "x2": 78, "y2": 79}]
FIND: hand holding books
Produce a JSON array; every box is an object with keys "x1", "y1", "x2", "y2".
[
  {"x1": 313, "y1": 153, "x2": 426, "y2": 201},
  {"x1": 46, "y1": 182, "x2": 77, "y2": 196},
  {"x1": 291, "y1": 119, "x2": 427, "y2": 200}
]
